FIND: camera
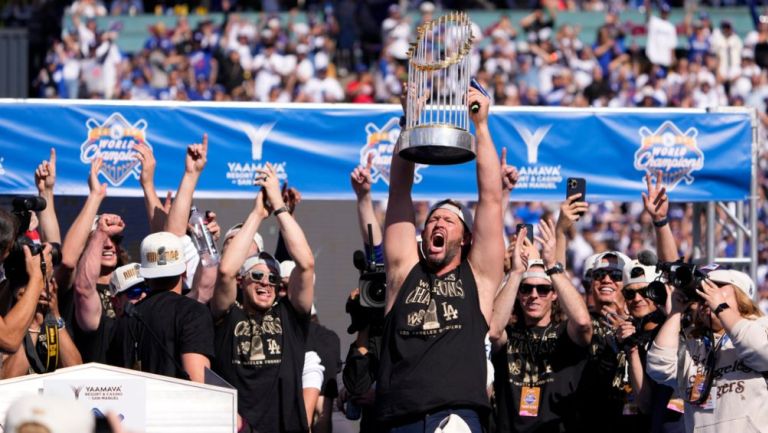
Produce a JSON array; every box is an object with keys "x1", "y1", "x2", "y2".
[
  {"x1": 353, "y1": 249, "x2": 386, "y2": 309},
  {"x1": 645, "y1": 260, "x2": 707, "y2": 304},
  {"x1": 4, "y1": 196, "x2": 62, "y2": 286}
]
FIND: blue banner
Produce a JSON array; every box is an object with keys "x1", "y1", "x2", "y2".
[{"x1": 0, "y1": 101, "x2": 752, "y2": 202}]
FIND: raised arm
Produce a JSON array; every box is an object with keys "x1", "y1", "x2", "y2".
[
  {"x1": 165, "y1": 134, "x2": 208, "y2": 236},
  {"x1": 56, "y1": 158, "x2": 107, "y2": 288},
  {"x1": 0, "y1": 245, "x2": 49, "y2": 352},
  {"x1": 213, "y1": 193, "x2": 267, "y2": 317},
  {"x1": 187, "y1": 212, "x2": 220, "y2": 304},
  {"x1": 134, "y1": 143, "x2": 167, "y2": 233},
  {"x1": 74, "y1": 215, "x2": 124, "y2": 332},
  {"x1": 35, "y1": 148, "x2": 61, "y2": 244},
  {"x1": 554, "y1": 194, "x2": 588, "y2": 266},
  {"x1": 467, "y1": 87, "x2": 505, "y2": 324},
  {"x1": 500, "y1": 146, "x2": 520, "y2": 218},
  {"x1": 642, "y1": 171, "x2": 678, "y2": 262},
  {"x1": 351, "y1": 152, "x2": 383, "y2": 249},
  {"x1": 538, "y1": 218, "x2": 592, "y2": 346},
  {"x1": 257, "y1": 164, "x2": 315, "y2": 314},
  {"x1": 384, "y1": 89, "x2": 420, "y2": 314},
  {"x1": 489, "y1": 231, "x2": 528, "y2": 351}
]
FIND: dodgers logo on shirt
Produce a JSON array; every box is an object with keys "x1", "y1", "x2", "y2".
[
  {"x1": 634, "y1": 121, "x2": 704, "y2": 190},
  {"x1": 362, "y1": 118, "x2": 426, "y2": 186},
  {"x1": 80, "y1": 113, "x2": 151, "y2": 186}
]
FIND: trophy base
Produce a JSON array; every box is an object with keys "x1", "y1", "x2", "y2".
[{"x1": 398, "y1": 126, "x2": 476, "y2": 165}]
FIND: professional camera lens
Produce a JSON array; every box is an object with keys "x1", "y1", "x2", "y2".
[{"x1": 12, "y1": 196, "x2": 47, "y2": 212}]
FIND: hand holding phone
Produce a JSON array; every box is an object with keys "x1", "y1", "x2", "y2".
[
  {"x1": 516, "y1": 223, "x2": 534, "y2": 244},
  {"x1": 566, "y1": 177, "x2": 587, "y2": 217}
]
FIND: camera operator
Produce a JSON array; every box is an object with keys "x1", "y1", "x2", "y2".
[
  {"x1": 647, "y1": 270, "x2": 768, "y2": 432},
  {"x1": 607, "y1": 259, "x2": 684, "y2": 433},
  {"x1": 377, "y1": 85, "x2": 504, "y2": 432},
  {"x1": 211, "y1": 163, "x2": 316, "y2": 433},
  {"x1": 490, "y1": 220, "x2": 593, "y2": 433}
]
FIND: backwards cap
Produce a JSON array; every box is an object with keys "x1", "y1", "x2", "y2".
[
  {"x1": 426, "y1": 199, "x2": 473, "y2": 234},
  {"x1": 240, "y1": 251, "x2": 281, "y2": 277}
]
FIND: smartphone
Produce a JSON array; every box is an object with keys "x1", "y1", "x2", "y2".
[
  {"x1": 516, "y1": 223, "x2": 534, "y2": 244},
  {"x1": 566, "y1": 177, "x2": 587, "y2": 209}
]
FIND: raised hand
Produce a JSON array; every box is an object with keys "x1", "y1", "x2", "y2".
[
  {"x1": 468, "y1": 87, "x2": 490, "y2": 126},
  {"x1": 642, "y1": 170, "x2": 669, "y2": 223},
  {"x1": 89, "y1": 157, "x2": 107, "y2": 198},
  {"x1": 133, "y1": 143, "x2": 157, "y2": 186},
  {"x1": 98, "y1": 213, "x2": 125, "y2": 237},
  {"x1": 511, "y1": 230, "x2": 530, "y2": 274},
  {"x1": 535, "y1": 218, "x2": 557, "y2": 268},
  {"x1": 556, "y1": 193, "x2": 589, "y2": 232},
  {"x1": 185, "y1": 133, "x2": 208, "y2": 174},
  {"x1": 35, "y1": 148, "x2": 57, "y2": 193},
  {"x1": 205, "y1": 211, "x2": 221, "y2": 241},
  {"x1": 254, "y1": 162, "x2": 283, "y2": 213},
  {"x1": 500, "y1": 147, "x2": 519, "y2": 194},
  {"x1": 351, "y1": 152, "x2": 374, "y2": 197},
  {"x1": 281, "y1": 183, "x2": 302, "y2": 214}
]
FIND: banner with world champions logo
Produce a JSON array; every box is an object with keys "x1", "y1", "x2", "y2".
[{"x1": 0, "y1": 101, "x2": 753, "y2": 202}]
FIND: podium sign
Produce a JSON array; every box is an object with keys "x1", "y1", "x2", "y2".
[{"x1": 44, "y1": 379, "x2": 146, "y2": 431}]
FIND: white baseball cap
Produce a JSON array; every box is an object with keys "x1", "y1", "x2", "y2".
[
  {"x1": 109, "y1": 262, "x2": 145, "y2": 296},
  {"x1": 224, "y1": 224, "x2": 264, "y2": 251},
  {"x1": 140, "y1": 232, "x2": 187, "y2": 279},
  {"x1": 522, "y1": 259, "x2": 551, "y2": 282},
  {"x1": 280, "y1": 260, "x2": 296, "y2": 279},
  {"x1": 583, "y1": 253, "x2": 601, "y2": 279},
  {"x1": 707, "y1": 269, "x2": 756, "y2": 299},
  {"x1": 623, "y1": 259, "x2": 661, "y2": 286},
  {"x1": 592, "y1": 251, "x2": 631, "y2": 271},
  {"x1": 426, "y1": 199, "x2": 474, "y2": 233},
  {"x1": 240, "y1": 251, "x2": 281, "y2": 276},
  {"x1": 4, "y1": 395, "x2": 95, "y2": 433}
]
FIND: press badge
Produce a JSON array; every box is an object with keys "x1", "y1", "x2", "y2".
[
  {"x1": 519, "y1": 386, "x2": 541, "y2": 417},
  {"x1": 667, "y1": 398, "x2": 684, "y2": 413},
  {"x1": 689, "y1": 373, "x2": 715, "y2": 410}
]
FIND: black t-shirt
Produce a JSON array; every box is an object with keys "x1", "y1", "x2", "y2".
[
  {"x1": 107, "y1": 290, "x2": 214, "y2": 378},
  {"x1": 212, "y1": 298, "x2": 309, "y2": 433},
  {"x1": 306, "y1": 322, "x2": 341, "y2": 398},
  {"x1": 73, "y1": 312, "x2": 116, "y2": 364},
  {"x1": 492, "y1": 321, "x2": 589, "y2": 433},
  {"x1": 376, "y1": 260, "x2": 490, "y2": 424}
]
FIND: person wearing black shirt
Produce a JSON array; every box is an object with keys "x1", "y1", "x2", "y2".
[
  {"x1": 614, "y1": 261, "x2": 684, "y2": 433},
  {"x1": 377, "y1": 87, "x2": 505, "y2": 432},
  {"x1": 489, "y1": 221, "x2": 592, "y2": 433},
  {"x1": 211, "y1": 163, "x2": 316, "y2": 433},
  {"x1": 305, "y1": 312, "x2": 342, "y2": 433},
  {"x1": 107, "y1": 231, "x2": 214, "y2": 383}
]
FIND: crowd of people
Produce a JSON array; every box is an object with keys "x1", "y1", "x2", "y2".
[{"x1": 0, "y1": 87, "x2": 766, "y2": 433}]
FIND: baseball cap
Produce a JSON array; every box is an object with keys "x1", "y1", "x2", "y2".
[
  {"x1": 140, "y1": 231, "x2": 187, "y2": 279},
  {"x1": 426, "y1": 199, "x2": 474, "y2": 233},
  {"x1": 240, "y1": 251, "x2": 281, "y2": 276},
  {"x1": 592, "y1": 251, "x2": 631, "y2": 271},
  {"x1": 419, "y1": 1, "x2": 435, "y2": 13},
  {"x1": 623, "y1": 259, "x2": 661, "y2": 285},
  {"x1": 280, "y1": 260, "x2": 296, "y2": 279},
  {"x1": 582, "y1": 253, "x2": 601, "y2": 279},
  {"x1": 110, "y1": 263, "x2": 145, "y2": 296},
  {"x1": 707, "y1": 269, "x2": 756, "y2": 299},
  {"x1": 4, "y1": 395, "x2": 95, "y2": 433},
  {"x1": 522, "y1": 258, "x2": 551, "y2": 282},
  {"x1": 224, "y1": 223, "x2": 265, "y2": 251}
]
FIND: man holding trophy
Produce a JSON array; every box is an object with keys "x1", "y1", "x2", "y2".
[{"x1": 375, "y1": 12, "x2": 505, "y2": 433}]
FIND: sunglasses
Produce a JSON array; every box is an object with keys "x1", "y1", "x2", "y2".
[
  {"x1": 519, "y1": 283, "x2": 554, "y2": 295},
  {"x1": 621, "y1": 287, "x2": 647, "y2": 300},
  {"x1": 592, "y1": 269, "x2": 623, "y2": 282},
  {"x1": 125, "y1": 285, "x2": 150, "y2": 300},
  {"x1": 248, "y1": 271, "x2": 279, "y2": 286}
]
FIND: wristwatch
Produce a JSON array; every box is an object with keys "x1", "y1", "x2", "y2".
[
  {"x1": 713, "y1": 303, "x2": 730, "y2": 316},
  {"x1": 545, "y1": 262, "x2": 565, "y2": 276},
  {"x1": 653, "y1": 218, "x2": 669, "y2": 228},
  {"x1": 273, "y1": 206, "x2": 290, "y2": 216}
]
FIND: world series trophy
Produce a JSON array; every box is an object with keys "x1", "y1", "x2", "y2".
[{"x1": 397, "y1": 11, "x2": 477, "y2": 165}]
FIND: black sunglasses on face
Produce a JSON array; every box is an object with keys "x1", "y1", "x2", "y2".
[
  {"x1": 519, "y1": 283, "x2": 554, "y2": 295},
  {"x1": 249, "y1": 271, "x2": 279, "y2": 285},
  {"x1": 593, "y1": 269, "x2": 623, "y2": 282},
  {"x1": 621, "y1": 287, "x2": 647, "y2": 300}
]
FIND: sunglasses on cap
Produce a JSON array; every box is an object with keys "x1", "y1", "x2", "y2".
[
  {"x1": 592, "y1": 268, "x2": 623, "y2": 282},
  {"x1": 248, "y1": 271, "x2": 279, "y2": 286},
  {"x1": 125, "y1": 285, "x2": 150, "y2": 300},
  {"x1": 621, "y1": 287, "x2": 648, "y2": 300},
  {"x1": 519, "y1": 283, "x2": 554, "y2": 295}
]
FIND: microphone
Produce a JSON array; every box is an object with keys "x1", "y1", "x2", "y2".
[
  {"x1": 637, "y1": 249, "x2": 658, "y2": 267},
  {"x1": 353, "y1": 250, "x2": 367, "y2": 272},
  {"x1": 124, "y1": 303, "x2": 190, "y2": 381}
]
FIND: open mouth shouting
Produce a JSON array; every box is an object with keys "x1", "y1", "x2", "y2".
[{"x1": 428, "y1": 230, "x2": 446, "y2": 255}]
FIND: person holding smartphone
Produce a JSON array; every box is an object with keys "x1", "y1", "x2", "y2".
[{"x1": 490, "y1": 219, "x2": 593, "y2": 433}]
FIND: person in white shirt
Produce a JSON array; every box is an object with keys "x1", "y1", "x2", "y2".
[
  {"x1": 645, "y1": 3, "x2": 677, "y2": 68},
  {"x1": 711, "y1": 21, "x2": 743, "y2": 82}
]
